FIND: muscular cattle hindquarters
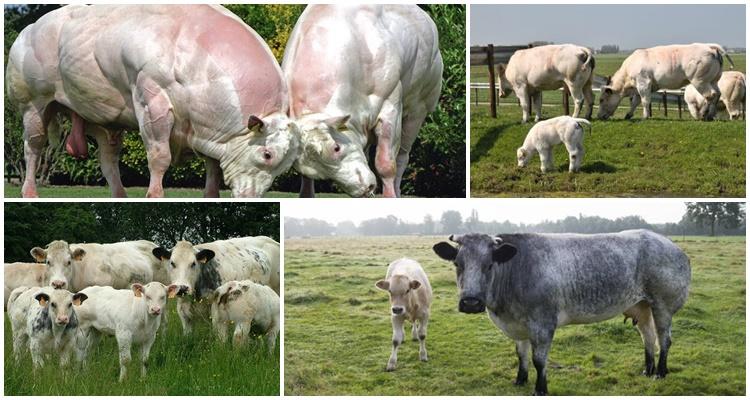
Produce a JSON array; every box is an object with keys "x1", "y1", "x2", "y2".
[
  {"x1": 282, "y1": 5, "x2": 443, "y2": 197},
  {"x1": 6, "y1": 5, "x2": 299, "y2": 198},
  {"x1": 433, "y1": 230, "x2": 690, "y2": 395},
  {"x1": 497, "y1": 44, "x2": 595, "y2": 123}
]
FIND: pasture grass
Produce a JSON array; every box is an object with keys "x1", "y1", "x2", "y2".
[
  {"x1": 4, "y1": 302, "x2": 280, "y2": 395},
  {"x1": 284, "y1": 235, "x2": 745, "y2": 395},
  {"x1": 2, "y1": 184, "x2": 348, "y2": 198},
  {"x1": 470, "y1": 107, "x2": 746, "y2": 197}
]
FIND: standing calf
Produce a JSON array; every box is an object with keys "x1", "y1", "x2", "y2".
[
  {"x1": 75, "y1": 282, "x2": 176, "y2": 381},
  {"x1": 8, "y1": 286, "x2": 87, "y2": 367},
  {"x1": 375, "y1": 258, "x2": 432, "y2": 371},
  {"x1": 209, "y1": 280, "x2": 280, "y2": 352},
  {"x1": 433, "y1": 230, "x2": 690, "y2": 395},
  {"x1": 517, "y1": 116, "x2": 590, "y2": 173}
]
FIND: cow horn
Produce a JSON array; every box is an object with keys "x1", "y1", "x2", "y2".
[
  {"x1": 449, "y1": 234, "x2": 463, "y2": 243},
  {"x1": 493, "y1": 236, "x2": 503, "y2": 245}
]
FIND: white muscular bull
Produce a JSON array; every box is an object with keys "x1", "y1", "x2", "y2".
[
  {"x1": 496, "y1": 44, "x2": 595, "y2": 123},
  {"x1": 685, "y1": 71, "x2": 745, "y2": 120},
  {"x1": 283, "y1": 5, "x2": 443, "y2": 197},
  {"x1": 6, "y1": 5, "x2": 299, "y2": 198},
  {"x1": 598, "y1": 43, "x2": 732, "y2": 120}
]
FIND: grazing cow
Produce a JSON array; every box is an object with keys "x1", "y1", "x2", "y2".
[
  {"x1": 496, "y1": 44, "x2": 595, "y2": 123},
  {"x1": 433, "y1": 230, "x2": 690, "y2": 395},
  {"x1": 5, "y1": 263, "x2": 47, "y2": 308},
  {"x1": 6, "y1": 4, "x2": 299, "y2": 198},
  {"x1": 152, "y1": 237, "x2": 278, "y2": 334},
  {"x1": 30, "y1": 240, "x2": 168, "y2": 291},
  {"x1": 75, "y1": 283, "x2": 177, "y2": 381},
  {"x1": 283, "y1": 5, "x2": 443, "y2": 197},
  {"x1": 598, "y1": 43, "x2": 731, "y2": 120},
  {"x1": 8, "y1": 286, "x2": 87, "y2": 367},
  {"x1": 375, "y1": 258, "x2": 432, "y2": 371},
  {"x1": 685, "y1": 71, "x2": 746, "y2": 120},
  {"x1": 208, "y1": 280, "x2": 280, "y2": 352},
  {"x1": 517, "y1": 116, "x2": 590, "y2": 173}
]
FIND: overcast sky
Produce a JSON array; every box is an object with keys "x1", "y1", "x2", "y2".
[
  {"x1": 283, "y1": 199, "x2": 701, "y2": 225},
  {"x1": 471, "y1": 4, "x2": 746, "y2": 49}
]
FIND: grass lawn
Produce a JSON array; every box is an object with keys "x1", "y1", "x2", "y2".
[
  {"x1": 284, "y1": 235, "x2": 745, "y2": 395},
  {"x1": 2, "y1": 184, "x2": 349, "y2": 198},
  {"x1": 4, "y1": 301, "x2": 280, "y2": 395},
  {"x1": 470, "y1": 107, "x2": 745, "y2": 197}
]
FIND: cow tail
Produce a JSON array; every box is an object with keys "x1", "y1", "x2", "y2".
[
  {"x1": 712, "y1": 45, "x2": 735, "y2": 70},
  {"x1": 573, "y1": 118, "x2": 592, "y2": 135},
  {"x1": 582, "y1": 49, "x2": 594, "y2": 72}
]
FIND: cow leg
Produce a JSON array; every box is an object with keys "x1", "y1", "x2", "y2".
[
  {"x1": 532, "y1": 91, "x2": 543, "y2": 122},
  {"x1": 374, "y1": 90, "x2": 404, "y2": 198},
  {"x1": 12, "y1": 329, "x2": 27, "y2": 362},
  {"x1": 411, "y1": 321, "x2": 419, "y2": 341},
  {"x1": 514, "y1": 340, "x2": 530, "y2": 385},
  {"x1": 91, "y1": 127, "x2": 127, "y2": 197},
  {"x1": 583, "y1": 78, "x2": 594, "y2": 120},
  {"x1": 566, "y1": 81, "x2": 585, "y2": 118},
  {"x1": 516, "y1": 86, "x2": 532, "y2": 123},
  {"x1": 21, "y1": 107, "x2": 48, "y2": 198},
  {"x1": 115, "y1": 330, "x2": 133, "y2": 382},
  {"x1": 203, "y1": 157, "x2": 221, "y2": 198},
  {"x1": 417, "y1": 316, "x2": 429, "y2": 362},
  {"x1": 233, "y1": 323, "x2": 249, "y2": 345},
  {"x1": 386, "y1": 315, "x2": 405, "y2": 371},
  {"x1": 625, "y1": 95, "x2": 641, "y2": 120},
  {"x1": 133, "y1": 75, "x2": 175, "y2": 198},
  {"x1": 140, "y1": 332, "x2": 157, "y2": 377},
  {"x1": 564, "y1": 141, "x2": 582, "y2": 173},
  {"x1": 59, "y1": 338, "x2": 73, "y2": 367},
  {"x1": 651, "y1": 306, "x2": 674, "y2": 379},
  {"x1": 635, "y1": 308, "x2": 657, "y2": 376},
  {"x1": 395, "y1": 108, "x2": 429, "y2": 197},
  {"x1": 176, "y1": 299, "x2": 193, "y2": 335},
  {"x1": 29, "y1": 337, "x2": 45, "y2": 368},
  {"x1": 299, "y1": 176, "x2": 315, "y2": 198},
  {"x1": 635, "y1": 80, "x2": 653, "y2": 119},
  {"x1": 530, "y1": 327, "x2": 555, "y2": 395},
  {"x1": 538, "y1": 147, "x2": 553, "y2": 173},
  {"x1": 266, "y1": 327, "x2": 279, "y2": 354}
]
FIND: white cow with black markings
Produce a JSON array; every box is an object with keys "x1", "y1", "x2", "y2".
[{"x1": 152, "y1": 236, "x2": 279, "y2": 334}]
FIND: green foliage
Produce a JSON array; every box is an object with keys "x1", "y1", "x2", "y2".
[
  {"x1": 285, "y1": 235, "x2": 745, "y2": 395},
  {"x1": 5, "y1": 303, "x2": 280, "y2": 395},
  {"x1": 470, "y1": 107, "x2": 746, "y2": 197},
  {"x1": 686, "y1": 202, "x2": 746, "y2": 236},
  {"x1": 4, "y1": 5, "x2": 465, "y2": 196},
  {"x1": 4, "y1": 203, "x2": 280, "y2": 262}
]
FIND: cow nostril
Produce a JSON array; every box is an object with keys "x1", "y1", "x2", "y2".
[{"x1": 391, "y1": 307, "x2": 403, "y2": 314}]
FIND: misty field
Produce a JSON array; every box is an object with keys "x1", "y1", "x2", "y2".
[
  {"x1": 4, "y1": 301, "x2": 280, "y2": 395},
  {"x1": 284, "y1": 235, "x2": 745, "y2": 395}
]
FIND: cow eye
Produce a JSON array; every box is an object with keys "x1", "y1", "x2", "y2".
[
  {"x1": 160, "y1": 295, "x2": 165, "y2": 301},
  {"x1": 191, "y1": 262, "x2": 196, "y2": 268},
  {"x1": 67, "y1": 261, "x2": 71, "y2": 266},
  {"x1": 51, "y1": 302, "x2": 57, "y2": 308},
  {"x1": 333, "y1": 143, "x2": 341, "y2": 153},
  {"x1": 263, "y1": 150, "x2": 273, "y2": 160},
  {"x1": 68, "y1": 303, "x2": 72, "y2": 308},
  {"x1": 170, "y1": 261, "x2": 176, "y2": 269}
]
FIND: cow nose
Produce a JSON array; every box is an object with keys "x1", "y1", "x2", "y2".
[
  {"x1": 459, "y1": 297, "x2": 486, "y2": 314},
  {"x1": 150, "y1": 307, "x2": 161, "y2": 316},
  {"x1": 51, "y1": 280, "x2": 66, "y2": 289},
  {"x1": 178, "y1": 285, "x2": 190, "y2": 296},
  {"x1": 56, "y1": 316, "x2": 69, "y2": 324},
  {"x1": 391, "y1": 306, "x2": 404, "y2": 315}
]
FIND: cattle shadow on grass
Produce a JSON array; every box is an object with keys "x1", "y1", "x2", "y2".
[
  {"x1": 470, "y1": 122, "x2": 516, "y2": 163},
  {"x1": 579, "y1": 161, "x2": 617, "y2": 173}
]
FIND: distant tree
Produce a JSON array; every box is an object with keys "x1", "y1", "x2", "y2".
[
  {"x1": 600, "y1": 44, "x2": 620, "y2": 54},
  {"x1": 686, "y1": 202, "x2": 745, "y2": 236},
  {"x1": 335, "y1": 221, "x2": 357, "y2": 236},
  {"x1": 465, "y1": 209, "x2": 480, "y2": 232},
  {"x1": 440, "y1": 210, "x2": 463, "y2": 234},
  {"x1": 422, "y1": 214, "x2": 435, "y2": 235}
]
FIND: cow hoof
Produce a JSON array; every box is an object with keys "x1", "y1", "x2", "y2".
[
  {"x1": 385, "y1": 365, "x2": 396, "y2": 372},
  {"x1": 513, "y1": 379, "x2": 528, "y2": 386},
  {"x1": 653, "y1": 373, "x2": 667, "y2": 380},
  {"x1": 533, "y1": 390, "x2": 548, "y2": 396},
  {"x1": 420, "y1": 356, "x2": 428, "y2": 362}
]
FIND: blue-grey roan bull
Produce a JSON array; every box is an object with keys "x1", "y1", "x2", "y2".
[{"x1": 432, "y1": 229, "x2": 691, "y2": 395}]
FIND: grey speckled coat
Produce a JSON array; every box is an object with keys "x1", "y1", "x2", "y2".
[{"x1": 433, "y1": 229, "x2": 690, "y2": 395}]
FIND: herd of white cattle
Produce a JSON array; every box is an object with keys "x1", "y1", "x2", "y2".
[
  {"x1": 495, "y1": 43, "x2": 745, "y2": 173},
  {"x1": 5, "y1": 236, "x2": 280, "y2": 381}
]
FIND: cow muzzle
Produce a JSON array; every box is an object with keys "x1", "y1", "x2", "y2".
[
  {"x1": 177, "y1": 285, "x2": 190, "y2": 297},
  {"x1": 51, "y1": 280, "x2": 67, "y2": 289},
  {"x1": 149, "y1": 306, "x2": 162, "y2": 316},
  {"x1": 56, "y1": 316, "x2": 69, "y2": 325},
  {"x1": 459, "y1": 297, "x2": 486, "y2": 314},
  {"x1": 391, "y1": 306, "x2": 404, "y2": 315}
]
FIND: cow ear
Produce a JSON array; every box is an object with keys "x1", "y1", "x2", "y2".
[
  {"x1": 152, "y1": 247, "x2": 171, "y2": 261},
  {"x1": 131, "y1": 283, "x2": 144, "y2": 297},
  {"x1": 323, "y1": 115, "x2": 350, "y2": 130},
  {"x1": 495, "y1": 63, "x2": 506, "y2": 75},
  {"x1": 167, "y1": 284, "x2": 179, "y2": 299},
  {"x1": 35, "y1": 292, "x2": 50, "y2": 307},
  {"x1": 72, "y1": 292, "x2": 88, "y2": 306},
  {"x1": 71, "y1": 248, "x2": 86, "y2": 261},
  {"x1": 375, "y1": 280, "x2": 390, "y2": 291},
  {"x1": 433, "y1": 242, "x2": 458, "y2": 261},
  {"x1": 196, "y1": 249, "x2": 215, "y2": 264},
  {"x1": 409, "y1": 280, "x2": 421, "y2": 290},
  {"x1": 31, "y1": 247, "x2": 47, "y2": 263},
  {"x1": 602, "y1": 86, "x2": 613, "y2": 95},
  {"x1": 493, "y1": 243, "x2": 517, "y2": 263},
  {"x1": 248, "y1": 115, "x2": 265, "y2": 132}
]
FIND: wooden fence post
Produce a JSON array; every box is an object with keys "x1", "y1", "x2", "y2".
[
  {"x1": 487, "y1": 44, "x2": 497, "y2": 118},
  {"x1": 662, "y1": 91, "x2": 668, "y2": 117},
  {"x1": 562, "y1": 86, "x2": 570, "y2": 115},
  {"x1": 678, "y1": 94, "x2": 682, "y2": 119}
]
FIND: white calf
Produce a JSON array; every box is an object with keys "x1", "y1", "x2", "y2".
[
  {"x1": 209, "y1": 280, "x2": 280, "y2": 352},
  {"x1": 375, "y1": 258, "x2": 432, "y2": 371},
  {"x1": 517, "y1": 116, "x2": 590, "y2": 173},
  {"x1": 8, "y1": 286, "x2": 87, "y2": 367},
  {"x1": 685, "y1": 71, "x2": 746, "y2": 120},
  {"x1": 75, "y1": 282, "x2": 177, "y2": 381}
]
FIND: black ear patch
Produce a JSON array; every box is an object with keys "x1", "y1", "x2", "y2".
[
  {"x1": 248, "y1": 115, "x2": 265, "y2": 130},
  {"x1": 433, "y1": 242, "x2": 458, "y2": 261},
  {"x1": 152, "y1": 247, "x2": 171, "y2": 261},
  {"x1": 35, "y1": 292, "x2": 50, "y2": 304},
  {"x1": 493, "y1": 243, "x2": 517, "y2": 263},
  {"x1": 196, "y1": 249, "x2": 216, "y2": 264},
  {"x1": 72, "y1": 292, "x2": 88, "y2": 305}
]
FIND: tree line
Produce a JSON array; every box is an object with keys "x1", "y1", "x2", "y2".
[
  {"x1": 4, "y1": 203, "x2": 280, "y2": 262},
  {"x1": 3, "y1": 4, "x2": 465, "y2": 197},
  {"x1": 285, "y1": 202, "x2": 745, "y2": 238}
]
